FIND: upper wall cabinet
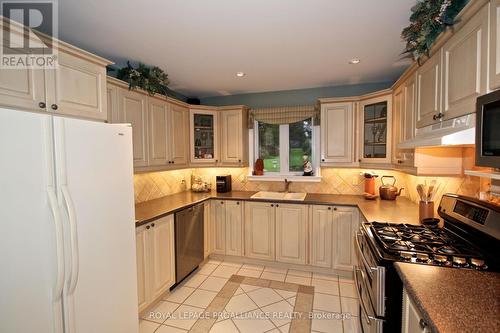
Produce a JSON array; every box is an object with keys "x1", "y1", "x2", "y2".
[
  {"x1": 490, "y1": 0, "x2": 500, "y2": 90},
  {"x1": 416, "y1": 51, "x2": 442, "y2": 128},
  {"x1": 220, "y1": 106, "x2": 249, "y2": 166},
  {"x1": 442, "y1": 4, "x2": 488, "y2": 120},
  {"x1": 0, "y1": 35, "x2": 110, "y2": 121},
  {"x1": 168, "y1": 102, "x2": 190, "y2": 166},
  {"x1": 320, "y1": 102, "x2": 355, "y2": 165},
  {"x1": 393, "y1": 75, "x2": 416, "y2": 167},
  {"x1": 359, "y1": 93, "x2": 392, "y2": 164},
  {"x1": 392, "y1": 86, "x2": 405, "y2": 165},
  {"x1": 190, "y1": 108, "x2": 219, "y2": 165}
]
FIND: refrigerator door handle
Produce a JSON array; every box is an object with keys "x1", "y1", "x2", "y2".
[
  {"x1": 47, "y1": 186, "x2": 65, "y2": 301},
  {"x1": 61, "y1": 185, "x2": 79, "y2": 295}
]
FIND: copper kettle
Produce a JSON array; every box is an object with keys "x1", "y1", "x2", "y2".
[{"x1": 379, "y1": 176, "x2": 404, "y2": 200}]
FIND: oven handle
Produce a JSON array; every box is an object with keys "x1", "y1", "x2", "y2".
[
  {"x1": 354, "y1": 267, "x2": 384, "y2": 326},
  {"x1": 355, "y1": 232, "x2": 378, "y2": 273}
]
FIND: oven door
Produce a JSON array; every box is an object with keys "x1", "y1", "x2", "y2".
[{"x1": 354, "y1": 231, "x2": 385, "y2": 333}]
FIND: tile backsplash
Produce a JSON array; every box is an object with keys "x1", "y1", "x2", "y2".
[{"x1": 134, "y1": 167, "x2": 485, "y2": 206}]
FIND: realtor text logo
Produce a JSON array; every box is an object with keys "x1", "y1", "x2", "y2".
[{"x1": 1, "y1": 1, "x2": 58, "y2": 68}]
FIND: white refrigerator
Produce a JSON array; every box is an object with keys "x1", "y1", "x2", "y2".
[{"x1": 0, "y1": 108, "x2": 139, "y2": 333}]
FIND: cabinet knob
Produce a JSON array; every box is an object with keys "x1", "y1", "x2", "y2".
[
  {"x1": 333, "y1": 207, "x2": 337, "y2": 211},
  {"x1": 146, "y1": 226, "x2": 150, "y2": 230},
  {"x1": 419, "y1": 319, "x2": 427, "y2": 329},
  {"x1": 51, "y1": 104, "x2": 58, "y2": 110},
  {"x1": 221, "y1": 201, "x2": 224, "y2": 204},
  {"x1": 38, "y1": 102, "x2": 46, "y2": 109},
  {"x1": 328, "y1": 207, "x2": 331, "y2": 210},
  {"x1": 215, "y1": 159, "x2": 218, "y2": 163},
  {"x1": 236, "y1": 201, "x2": 240, "y2": 205},
  {"x1": 151, "y1": 223, "x2": 155, "y2": 227},
  {"x1": 358, "y1": 159, "x2": 361, "y2": 162},
  {"x1": 271, "y1": 204, "x2": 274, "y2": 207},
  {"x1": 276, "y1": 204, "x2": 279, "y2": 207},
  {"x1": 172, "y1": 161, "x2": 175, "y2": 164}
]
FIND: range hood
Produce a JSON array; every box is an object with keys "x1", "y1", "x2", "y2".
[{"x1": 399, "y1": 113, "x2": 475, "y2": 149}]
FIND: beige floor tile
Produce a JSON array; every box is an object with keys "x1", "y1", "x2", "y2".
[
  {"x1": 220, "y1": 261, "x2": 243, "y2": 268},
  {"x1": 209, "y1": 319, "x2": 240, "y2": 333},
  {"x1": 232, "y1": 310, "x2": 276, "y2": 333},
  {"x1": 313, "y1": 272, "x2": 339, "y2": 282},
  {"x1": 241, "y1": 263, "x2": 265, "y2": 271},
  {"x1": 234, "y1": 287, "x2": 245, "y2": 296},
  {"x1": 139, "y1": 320, "x2": 160, "y2": 333},
  {"x1": 212, "y1": 265, "x2": 240, "y2": 278},
  {"x1": 287, "y1": 269, "x2": 312, "y2": 278},
  {"x1": 182, "y1": 273, "x2": 208, "y2": 288},
  {"x1": 184, "y1": 289, "x2": 218, "y2": 309},
  {"x1": 164, "y1": 286, "x2": 195, "y2": 304},
  {"x1": 285, "y1": 275, "x2": 311, "y2": 285},
  {"x1": 198, "y1": 263, "x2": 219, "y2": 275},
  {"x1": 261, "y1": 300, "x2": 294, "y2": 327},
  {"x1": 338, "y1": 276, "x2": 354, "y2": 284},
  {"x1": 225, "y1": 293, "x2": 259, "y2": 314},
  {"x1": 261, "y1": 272, "x2": 286, "y2": 282},
  {"x1": 311, "y1": 311, "x2": 344, "y2": 333},
  {"x1": 199, "y1": 276, "x2": 229, "y2": 292},
  {"x1": 163, "y1": 305, "x2": 203, "y2": 330},
  {"x1": 237, "y1": 268, "x2": 262, "y2": 278},
  {"x1": 274, "y1": 289, "x2": 296, "y2": 300},
  {"x1": 143, "y1": 301, "x2": 180, "y2": 323},
  {"x1": 314, "y1": 293, "x2": 341, "y2": 313},
  {"x1": 240, "y1": 283, "x2": 262, "y2": 293},
  {"x1": 266, "y1": 329, "x2": 281, "y2": 333},
  {"x1": 263, "y1": 266, "x2": 288, "y2": 274},
  {"x1": 155, "y1": 324, "x2": 188, "y2": 333},
  {"x1": 247, "y1": 288, "x2": 283, "y2": 307},
  {"x1": 341, "y1": 297, "x2": 359, "y2": 316},
  {"x1": 286, "y1": 296, "x2": 296, "y2": 306},
  {"x1": 311, "y1": 278, "x2": 339, "y2": 295},
  {"x1": 207, "y1": 259, "x2": 222, "y2": 265},
  {"x1": 339, "y1": 282, "x2": 357, "y2": 298},
  {"x1": 278, "y1": 323, "x2": 290, "y2": 333},
  {"x1": 343, "y1": 316, "x2": 362, "y2": 333}
]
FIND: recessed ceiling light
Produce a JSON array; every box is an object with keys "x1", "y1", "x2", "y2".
[
  {"x1": 349, "y1": 58, "x2": 361, "y2": 64},
  {"x1": 236, "y1": 72, "x2": 245, "y2": 77}
]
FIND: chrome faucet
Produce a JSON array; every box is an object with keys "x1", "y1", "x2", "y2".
[{"x1": 284, "y1": 178, "x2": 291, "y2": 193}]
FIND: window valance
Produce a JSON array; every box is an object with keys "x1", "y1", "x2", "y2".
[{"x1": 248, "y1": 104, "x2": 320, "y2": 129}]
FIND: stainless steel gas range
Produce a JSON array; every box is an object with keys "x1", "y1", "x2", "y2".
[{"x1": 354, "y1": 194, "x2": 500, "y2": 333}]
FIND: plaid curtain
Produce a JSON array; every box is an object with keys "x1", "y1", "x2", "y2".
[{"x1": 248, "y1": 103, "x2": 320, "y2": 129}]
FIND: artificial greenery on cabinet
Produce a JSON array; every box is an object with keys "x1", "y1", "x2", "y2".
[
  {"x1": 402, "y1": 0, "x2": 469, "y2": 61},
  {"x1": 109, "y1": 61, "x2": 170, "y2": 97}
]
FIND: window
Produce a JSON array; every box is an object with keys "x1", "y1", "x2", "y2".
[{"x1": 255, "y1": 118, "x2": 315, "y2": 175}]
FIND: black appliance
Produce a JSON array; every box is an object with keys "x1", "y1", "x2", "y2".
[
  {"x1": 174, "y1": 204, "x2": 204, "y2": 284},
  {"x1": 354, "y1": 194, "x2": 500, "y2": 333},
  {"x1": 216, "y1": 175, "x2": 232, "y2": 193},
  {"x1": 476, "y1": 90, "x2": 500, "y2": 168}
]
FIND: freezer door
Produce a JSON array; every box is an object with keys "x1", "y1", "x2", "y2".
[
  {"x1": 53, "y1": 117, "x2": 139, "y2": 333},
  {"x1": 0, "y1": 108, "x2": 64, "y2": 333}
]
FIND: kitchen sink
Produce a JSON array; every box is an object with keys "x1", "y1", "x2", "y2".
[{"x1": 250, "y1": 191, "x2": 307, "y2": 201}]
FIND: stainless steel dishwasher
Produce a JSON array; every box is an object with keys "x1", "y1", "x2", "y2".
[{"x1": 174, "y1": 204, "x2": 204, "y2": 284}]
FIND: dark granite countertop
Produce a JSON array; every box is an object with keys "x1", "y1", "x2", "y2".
[
  {"x1": 395, "y1": 262, "x2": 500, "y2": 333},
  {"x1": 135, "y1": 190, "x2": 420, "y2": 226}
]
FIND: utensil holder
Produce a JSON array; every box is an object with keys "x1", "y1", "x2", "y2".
[{"x1": 419, "y1": 201, "x2": 434, "y2": 223}]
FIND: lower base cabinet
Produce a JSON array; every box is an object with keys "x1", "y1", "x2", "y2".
[
  {"x1": 135, "y1": 215, "x2": 175, "y2": 313},
  {"x1": 402, "y1": 288, "x2": 430, "y2": 333},
  {"x1": 244, "y1": 201, "x2": 276, "y2": 261},
  {"x1": 310, "y1": 205, "x2": 359, "y2": 270},
  {"x1": 275, "y1": 204, "x2": 308, "y2": 265},
  {"x1": 210, "y1": 200, "x2": 244, "y2": 256}
]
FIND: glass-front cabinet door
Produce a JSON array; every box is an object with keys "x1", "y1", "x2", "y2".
[
  {"x1": 190, "y1": 108, "x2": 219, "y2": 164},
  {"x1": 359, "y1": 94, "x2": 392, "y2": 164}
]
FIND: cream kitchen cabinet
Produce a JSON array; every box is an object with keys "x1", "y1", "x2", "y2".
[
  {"x1": 0, "y1": 42, "x2": 110, "y2": 121},
  {"x1": 190, "y1": 107, "x2": 219, "y2": 164},
  {"x1": 211, "y1": 200, "x2": 226, "y2": 255},
  {"x1": 441, "y1": 4, "x2": 488, "y2": 120},
  {"x1": 135, "y1": 215, "x2": 175, "y2": 313},
  {"x1": 117, "y1": 87, "x2": 149, "y2": 167},
  {"x1": 320, "y1": 102, "x2": 355, "y2": 165},
  {"x1": 416, "y1": 51, "x2": 442, "y2": 128},
  {"x1": 332, "y1": 206, "x2": 359, "y2": 271},
  {"x1": 211, "y1": 200, "x2": 244, "y2": 256},
  {"x1": 402, "y1": 288, "x2": 430, "y2": 333},
  {"x1": 359, "y1": 93, "x2": 393, "y2": 164},
  {"x1": 244, "y1": 201, "x2": 276, "y2": 261},
  {"x1": 392, "y1": 85, "x2": 405, "y2": 165},
  {"x1": 225, "y1": 201, "x2": 244, "y2": 256},
  {"x1": 168, "y1": 102, "x2": 190, "y2": 166},
  {"x1": 220, "y1": 106, "x2": 249, "y2": 166},
  {"x1": 275, "y1": 204, "x2": 308, "y2": 265},
  {"x1": 490, "y1": 0, "x2": 500, "y2": 90},
  {"x1": 393, "y1": 75, "x2": 416, "y2": 168},
  {"x1": 204, "y1": 202, "x2": 211, "y2": 259},
  {"x1": 310, "y1": 205, "x2": 333, "y2": 268}
]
